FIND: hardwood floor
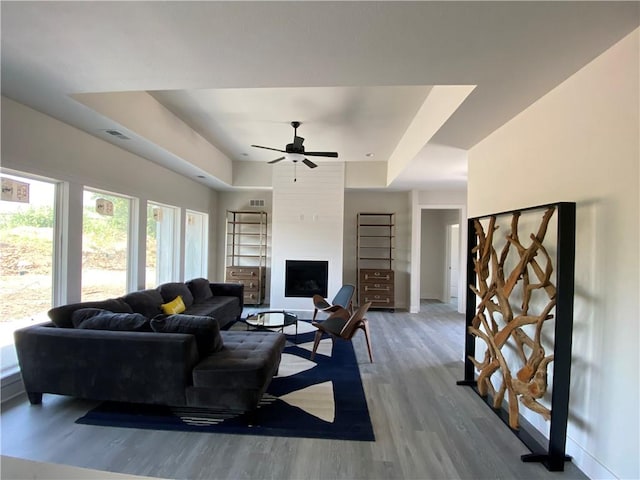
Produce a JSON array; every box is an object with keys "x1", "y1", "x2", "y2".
[{"x1": 1, "y1": 301, "x2": 587, "y2": 479}]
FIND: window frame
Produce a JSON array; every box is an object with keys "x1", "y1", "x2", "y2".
[
  {"x1": 184, "y1": 208, "x2": 209, "y2": 280},
  {"x1": 81, "y1": 186, "x2": 135, "y2": 300}
]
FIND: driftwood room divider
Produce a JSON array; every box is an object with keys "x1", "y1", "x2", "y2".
[{"x1": 457, "y1": 202, "x2": 576, "y2": 471}]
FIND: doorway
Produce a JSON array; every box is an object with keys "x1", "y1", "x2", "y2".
[
  {"x1": 446, "y1": 224, "x2": 460, "y2": 305},
  {"x1": 414, "y1": 206, "x2": 465, "y2": 313}
]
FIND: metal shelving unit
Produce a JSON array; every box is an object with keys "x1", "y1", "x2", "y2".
[
  {"x1": 225, "y1": 210, "x2": 267, "y2": 305},
  {"x1": 357, "y1": 212, "x2": 395, "y2": 310}
]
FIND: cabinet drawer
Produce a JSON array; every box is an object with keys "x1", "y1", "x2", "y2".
[
  {"x1": 244, "y1": 292, "x2": 261, "y2": 304},
  {"x1": 360, "y1": 269, "x2": 394, "y2": 283},
  {"x1": 225, "y1": 278, "x2": 258, "y2": 289},
  {"x1": 361, "y1": 283, "x2": 393, "y2": 294},
  {"x1": 361, "y1": 293, "x2": 394, "y2": 306},
  {"x1": 227, "y1": 267, "x2": 260, "y2": 279}
]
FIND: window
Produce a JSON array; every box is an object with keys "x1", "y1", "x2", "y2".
[
  {"x1": 82, "y1": 189, "x2": 131, "y2": 301},
  {"x1": 0, "y1": 173, "x2": 57, "y2": 374},
  {"x1": 184, "y1": 209, "x2": 208, "y2": 280},
  {"x1": 146, "y1": 201, "x2": 180, "y2": 288}
]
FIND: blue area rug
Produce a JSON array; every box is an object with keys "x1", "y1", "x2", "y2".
[{"x1": 76, "y1": 330, "x2": 375, "y2": 441}]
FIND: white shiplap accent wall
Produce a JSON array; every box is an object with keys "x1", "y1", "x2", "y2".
[{"x1": 270, "y1": 162, "x2": 345, "y2": 310}]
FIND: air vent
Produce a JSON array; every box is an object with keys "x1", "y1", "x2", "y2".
[
  {"x1": 103, "y1": 129, "x2": 130, "y2": 140},
  {"x1": 250, "y1": 199, "x2": 265, "y2": 207}
]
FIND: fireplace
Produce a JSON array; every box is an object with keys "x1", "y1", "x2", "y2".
[{"x1": 285, "y1": 260, "x2": 328, "y2": 298}]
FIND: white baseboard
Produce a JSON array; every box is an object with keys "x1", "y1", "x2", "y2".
[{"x1": 566, "y1": 435, "x2": 616, "y2": 480}]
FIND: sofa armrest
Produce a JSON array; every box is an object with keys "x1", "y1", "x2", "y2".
[
  {"x1": 209, "y1": 282, "x2": 244, "y2": 312},
  {"x1": 14, "y1": 324, "x2": 199, "y2": 406}
]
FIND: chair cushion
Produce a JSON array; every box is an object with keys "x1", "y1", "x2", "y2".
[
  {"x1": 48, "y1": 299, "x2": 133, "y2": 328},
  {"x1": 332, "y1": 284, "x2": 355, "y2": 308},
  {"x1": 122, "y1": 289, "x2": 164, "y2": 318},
  {"x1": 151, "y1": 314, "x2": 223, "y2": 357},
  {"x1": 316, "y1": 314, "x2": 348, "y2": 336},
  {"x1": 157, "y1": 282, "x2": 194, "y2": 308},
  {"x1": 186, "y1": 278, "x2": 213, "y2": 303}
]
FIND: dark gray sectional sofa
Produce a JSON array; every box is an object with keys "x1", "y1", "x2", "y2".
[{"x1": 14, "y1": 278, "x2": 286, "y2": 414}]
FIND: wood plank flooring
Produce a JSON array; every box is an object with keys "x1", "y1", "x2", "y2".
[{"x1": 1, "y1": 301, "x2": 587, "y2": 479}]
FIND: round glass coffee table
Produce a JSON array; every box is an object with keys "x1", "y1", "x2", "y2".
[{"x1": 244, "y1": 310, "x2": 298, "y2": 341}]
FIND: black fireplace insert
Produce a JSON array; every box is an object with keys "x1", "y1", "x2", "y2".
[{"x1": 284, "y1": 260, "x2": 328, "y2": 298}]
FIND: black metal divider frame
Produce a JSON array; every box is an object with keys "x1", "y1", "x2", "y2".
[{"x1": 457, "y1": 201, "x2": 576, "y2": 472}]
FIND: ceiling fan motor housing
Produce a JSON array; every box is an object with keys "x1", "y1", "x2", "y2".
[{"x1": 286, "y1": 143, "x2": 305, "y2": 154}]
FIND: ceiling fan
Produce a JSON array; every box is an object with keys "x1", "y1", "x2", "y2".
[{"x1": 251, "y1": 121, "x2": 339, "y2": 169}]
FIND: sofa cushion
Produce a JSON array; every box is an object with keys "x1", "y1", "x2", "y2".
[
  {"x1": 157, "y1": 282, "x2": 194, "y2": 308},
  {"x1": 184, "y1": 296, "x2": 240, "y2": 327},
  {"x1": 192, "y1": 331, "x2": 285, "y2": 389},
  {"x1": 48, "y1": 299, "x2": 133, "y2": 328},
  {"x1": 76, "y1": 311, "x2": 151, "y2": 331},
  {"x1": 186, "y1": 278, "x2": 213, "y2": 303},
  {"x1": 122, "y1": 289, "x2": 164, "y2": 318},
  {"x1": 160, "y1": 295, "x2": 186, "y2": 315},
  {"x1": 150, "y1": 314, "x2": 223, "y2": 356}
]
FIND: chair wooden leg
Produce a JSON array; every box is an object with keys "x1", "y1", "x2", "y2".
[
  {"x1": 312, "y1": 308, "x2": 318, "y2": 322},
  {"x1": 361, "y1": 321, "x2": 373, "y2": 363},
  {"x1": 311, "y1": 330, "x2": 323, "y2": 360}
]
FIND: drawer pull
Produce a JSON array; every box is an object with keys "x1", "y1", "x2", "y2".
[
  {"x1": 364, "y1": 274, "x2": 390, "y2": 281},
  {"x1": 364, "y1": 297, "x2": 391, "y2": 304},
  {"x1": 363, "y1": 285, "x2": 391, "y2": 292}
]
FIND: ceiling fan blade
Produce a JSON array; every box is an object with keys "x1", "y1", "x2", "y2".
[
  {"x1": 293, "y1": 136, "x2": 304, "y2": 148},
  {"x1": 302, "y1": 158, "x2": 318, "y2": 169},
  {"x1": 304, "y1": 151, "x2": 339, "y2": 158},
  {"x1": 252, "y1": 144, "x2": 286, "y2": 153},
  {"x1": 268, "y1": 157, "x2": 285, "y2": 164}
]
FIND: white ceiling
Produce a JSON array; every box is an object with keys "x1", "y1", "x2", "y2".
[{"x1": 1, "y1": 2, "x2": 638, "y2": 191}]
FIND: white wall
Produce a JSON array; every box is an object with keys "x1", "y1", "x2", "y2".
[
  {"x1": 1, "y1": 97, "x2": 218, "y2": 296},
  {"x1": 270, "y1": 162, "x2": 345, "y2": 310},
  {"x1": 468, "y1": 29, "x2": 639, "y2": 480}
]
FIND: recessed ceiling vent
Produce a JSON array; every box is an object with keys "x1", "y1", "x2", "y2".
[{"x1": 103, "y1": 129, "x2": 130, "y2": 140}]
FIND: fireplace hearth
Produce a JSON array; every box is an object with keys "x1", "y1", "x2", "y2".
[{"x1": 285, "y1": 260, "x2": 328, "y2": 298}]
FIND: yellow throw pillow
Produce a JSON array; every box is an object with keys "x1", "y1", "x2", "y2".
[{"x1": 161, "y1": 295, "x2": 186, "y2": 315}]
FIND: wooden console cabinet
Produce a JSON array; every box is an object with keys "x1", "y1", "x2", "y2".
[{"x1": 359, "y1": 268, "x2": 395, "y2": 309}]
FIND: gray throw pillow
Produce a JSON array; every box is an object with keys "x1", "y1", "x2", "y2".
[
  {"x1": 48, "y1": 298, "x2": 134, "y2": 328},
  {"x1": 122, "y1": 289, "x2": 164, "y2": 318},
  {"x1": 76, "y1": 312, "x2": 151, "y2": 331},
  {"x1": 71, "y1": 308, "x2": 110, "y2": 328},
  {"x1": 157, "y1": 282, "x2": 194, "y2": 308},
  {"x1": 150, "y1": 314, "x2": 223, "y2": 357},
  {"x1": 186, "y1": 278, "x2": 213, "y2": 303}
]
